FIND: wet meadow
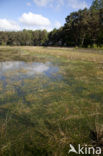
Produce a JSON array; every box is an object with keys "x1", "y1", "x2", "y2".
[{"x1": 0, "y1": 46, "x2": 103, "y2": 156}]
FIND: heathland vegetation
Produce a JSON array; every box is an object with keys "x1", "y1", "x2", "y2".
[{"x1": 0, "y1": 0, "x2": 103, "y2": 47}]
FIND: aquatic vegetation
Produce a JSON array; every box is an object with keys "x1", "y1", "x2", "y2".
[{"x1": 0, "y1": 46, "x2": 103, "y2": 155}]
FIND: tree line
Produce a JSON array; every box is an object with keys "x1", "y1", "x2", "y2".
[
  {"x1": 0, "y1": 30, "x2": 48, "y2": 46},
  {"x1": 0, "y1": 0, "x2": 103, "y2": 47}
]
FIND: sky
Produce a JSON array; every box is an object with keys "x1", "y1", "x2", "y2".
[{"x1": 0, "y1": 0, "x2": 93, "y2": 31}]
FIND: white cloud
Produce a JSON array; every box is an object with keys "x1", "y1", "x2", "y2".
[
  {"x1": 26, "y1": 2, "x2": 31, "y2": 6},
  {"x1": 33, "y1": 0, "x2": 53, "y2": 7},
  {"x1": 67, "y1": 0, "x2": 88, "y2": 9},
  {"x1": 0, "y1": 19, "x2": 20, "y2": 31},
  {"x1": 19, "y1": 12, "x2": 51, "y2": 27},
  {"x1": 2, "y1": 11, "x2": 61, "y2": 32}
]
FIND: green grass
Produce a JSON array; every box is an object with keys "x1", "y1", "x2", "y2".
[{"x1": 0, "y1": 46, "x2": 103, "y2": 156}]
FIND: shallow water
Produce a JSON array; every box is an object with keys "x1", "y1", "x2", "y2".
[
  {"x1": 0, "y1": 61, "x2": 61, "y2": 106},
  {"x1": 0, "y1": 61, "x2": 59, "y2": 81}
]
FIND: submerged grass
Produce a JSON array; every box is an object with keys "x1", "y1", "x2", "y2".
[{"x1": 0, "y1": 46, "x2": 103, "y2": 155}]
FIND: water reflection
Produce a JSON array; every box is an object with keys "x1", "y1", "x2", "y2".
[{"x1": 0, "y1": 61, "x2": 59, "y2": 80}]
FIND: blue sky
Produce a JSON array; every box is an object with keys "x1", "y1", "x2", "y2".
[{"x1": 0, "y1": 0, "x2": 93, "y2": 31}]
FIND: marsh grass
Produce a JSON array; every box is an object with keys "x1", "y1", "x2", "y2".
[{"x1": 0, "y1": 46, "x2": 103, "y2": 155}]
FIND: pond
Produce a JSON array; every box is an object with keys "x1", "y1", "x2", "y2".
[
  {"x1": 0, "y1": 61, "x2": 60, "y2": 82},
  {"x1": 0, "y1": 61, "x2": 61, "y2": 104}
]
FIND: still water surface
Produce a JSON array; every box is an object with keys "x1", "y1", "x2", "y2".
[{"x1": 0, "y1": 61, "x2": 59, "y2": 81}]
